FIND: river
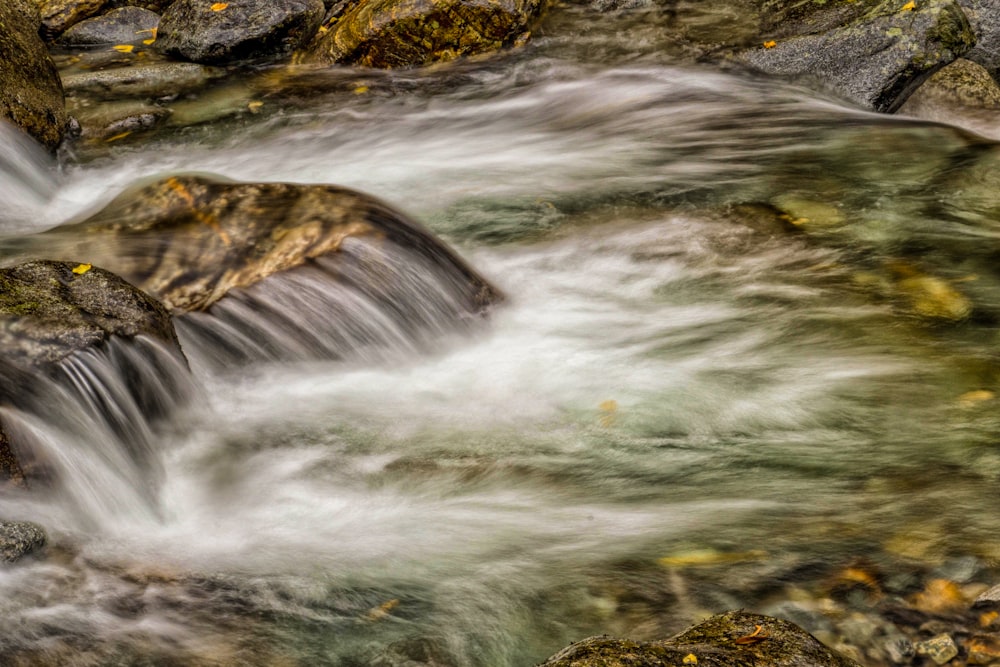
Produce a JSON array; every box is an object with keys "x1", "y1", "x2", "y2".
[{"x1": 2, "y1": 4, "x2": 1000, "y2": 666}]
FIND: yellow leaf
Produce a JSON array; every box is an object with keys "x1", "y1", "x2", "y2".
[
  {"x1": 113, "y1": 44, "x2": 135, "y2": 53},
  {"x1": 901, "y1": 0, "x2": 915, "y2": 8},
  {"x1": 104, "y1": 131, "x2": 132, "y2": 143},
  {"x1": 211, "y1": 2, "x2": 229, "y2": 10},
  {"x1": 683, "y1": 655, "x2": 698, "y2": 664},
  {"x1": 763, "y1": 40, "x2": 777, "y2": 49},
  {"x1": 598, "y1": 399, "x2": 618, "y2": 427},
  {"x1": 247, "y1": 100, "x2": 264, "y2": 112},
  {"x1": 142, "y1": 27, "x2": 157, "y2": 45},
  {"x1": 354, "y1": 85, "x2": 369, "y2": 94},
  {"x1": 959, "y1": 390, "x2": 994, "y2": 407},
  {"x1": 363, "y1": 599, "x2": 400, "y2": 622},
  {"x1": 72, "y1": 263, "x2": 93, "y2": 275}
]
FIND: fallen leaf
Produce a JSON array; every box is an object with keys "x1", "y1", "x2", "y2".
[
  {"x1": 735, "y1": 625, "x2": 769, "y2": 645},
  {"x1": 363, "y1": 599, "x2": 400, "y2": 622},
  {"x1": 599, "y1": 399, "x2": 618, "y2": 427},
  {"x1": 959, "y1": 390, "x2": 994, "y2": 407},
  {"x1": 142, "y1": 27, "x2": 157, "y2": 45},
  {"x1": 211, "y1": 2, "x2": 229, "y2": 10},
  {"x1": 354, "y1": 85, "x2": 369, "y2": 94},
  {"x1": 104, "y1": 131, "x2": 132, "y2": 142},
  {"x1": 113, "y1": 44, "x2": 134, "y2": 53},
  {"x1": 72, "y1": 263, "x2": 93, "y2": 275},
  {"x1": 247, "y1": 101, "x2": 264, "y2": 112},
  {"x1": 683, "y1": 654, "x2": 698, "y2": 664},
  {"x1": 763, "y1": 40, "x2": 777, "y2": 49},
  {"x1": 901, "y1": 0, "x2": 915, "y2": 9}
]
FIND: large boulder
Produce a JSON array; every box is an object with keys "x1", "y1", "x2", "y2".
[
  {"x1": 297, "y1": 0, "x2": 542, "y2": 68},
  {"x1": 738, "y1": 0, "x2": 976, "y2": 112},
  {"x1": 155, "y1": 0, "x2": 325, "y2": 64},
  {"x1": 539, "y1": 611, "x2": 863, "y2": 667},
  {"x1": 0, "y1": 260, "x2": 184, "y2": 485},
  {"x1": 0, "y1": 0, "x2": 69, "y2": 150},
  {"x1": 20, "y1": 174, "x2": 503, "y2": 315}
]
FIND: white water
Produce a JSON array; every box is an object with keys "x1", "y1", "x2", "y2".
[{"x1": 3, "y1": 55, "x2": 1000, "y2": 665}]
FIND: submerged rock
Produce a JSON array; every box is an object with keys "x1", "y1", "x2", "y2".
[
  {"x1": 155, "y1": 0, "x2": 325, "y2": 64},
  {"x1": 539, "y1": 610, "x2": 862, "y2": 666},
  {"x1": 739, "y1": 0, "x2": 976, "y2": 112},
  {"x1": 297, "y1": 0, "x2": 542, "y2": 68},
  {"x1": 57, "y1": 6, "x2": 160, "y2": 46},
  {"x1": 21, "y1": 174, "x2": 503, "y2": 315},
  {"x1": 0, "y1": 521, "x2": 46, "y2": 563},
  {"x1": 896, "y1": 58, "x2": 1000, "y2": 137},
  {"x1": 60, "y1": 61, "x2": 226, "y2": 101},
  {"x1": 0, "y1": 0, "x2": 69, "y2": 150}
]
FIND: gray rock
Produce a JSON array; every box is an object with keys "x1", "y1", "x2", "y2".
[
  {"x1": 960, "y1": 0, "x2": 1000, "y2": 79},
  {"x1": 58, "y1": 6, "x2": 160, "y2": 45},
  {"x1": 0, "y1": 261, "x2": 179, "y2": 368},
  {"x1": 155, "y1": 0, "x2": 325, "y2": 64},
  {"x1": 0, "y1": 0, "x2": 69, "y2": 150},
  {"x1": 738, "y1": 0, "x2": 976, "y2": 112},
  {"x1": 68, "y1": 99, "x2": 171, "y2": 141},
  {"x1": 61, "y1": 62, "x2": 226, "y2": 101},
  {"x1": 973, "y1": 583, "x2": 1000, "y2": 607},
  {"x1": 884, "y1": 634, "x2": 916, "y2": 664},
  {"x1": 931, "y1": 555, "x2": 985, "y2": 584},
  {"x1": 539, "y1": 610, "x2": 863, "y2": 666},
  {"x1": 0, "y1": 521, "x2": 46, "y2": 562}
]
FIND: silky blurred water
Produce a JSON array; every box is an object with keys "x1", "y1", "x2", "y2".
[{"x1": 3, "y1": 7, "x2": 1000, "y2": 665}]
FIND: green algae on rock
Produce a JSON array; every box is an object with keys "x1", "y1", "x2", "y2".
[
  {"x1": 539, "y1": 610, "x2": 863, "y2": 667},
  {"x1": 297, "y1": 0, "x2": 543, "y2": 68},
  {"x1": 0, "y1": 0, "x2": 69, "y2": 150}
]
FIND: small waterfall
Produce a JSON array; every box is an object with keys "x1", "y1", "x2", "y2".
[
  {"x1": 1, "y1": 336, "x2": 196, "y2": 528},
  {"x1": 177, "y1": 235, "x2": 494, "y2": 369},
  {"x1": 0, "y1": 121, "x2": 58, "y2": 234}
]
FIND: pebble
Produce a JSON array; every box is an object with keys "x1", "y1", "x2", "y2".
[
  {"x1": 915, "y1": 634, "x2": 959, "y2": 665},
  {"x1": 0, "y1": 521, "x2": 47, "y2": 563},
  {"x1": 975, "y1": 584, "x2": 1000, "y2": 608}
]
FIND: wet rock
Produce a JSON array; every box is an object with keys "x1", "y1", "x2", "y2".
[
  {"x1": 297, "y1": 0, "x2": 542, "y2": 68},
  {"x1": 897, "y1": 59, "x2": 1000, "y2": 138},
  {"x1": 37, "y1": 0, "x2": 109, "y2": 37},
  {"x1": 932, "y1": 556, "x2": 985, "y2": 584},
  {"x1": 68, "y1": 99, "x2": 171, "y2": 141},
  {"x1": 912, "y1": 579, "x2": 968, "y2": 615},
  {"x1": 155, "y1": 0, "x2": 325, "y2": 64},
  {"x1": 61, "y1": 61, "x2": 226, "y2": 101},
  {"x1": 973, "y1": 583, "x2": 1000, "y2": 608},
  {"x1": 57, "y1": 6, "x2": 160, "y2": 46},
  {"x1": 0, "y1": 260, "x2": 178, "y2": 368},
  {"x1": 0, "y1": 260, "x2": 183, "y2": 482},
  {"x1": 884, "y1": 632, "x2": 916, "y2": 664},
  {"x1": 738, "y1": 0, "x2": 976, "y2": 112},
  {"x1": 960, "y1": 0, "x2": 1000, "y2": 79},
  {"x1": 915, "y1": 633, "x2": 959, "y2": 665},
  {"x1": 0, "y1": 521, "x2": 46, "y2": 562},
  {"x1": 0, "y1": 0, "x2": 69, "y2": 150},
  {"x1": 539, "y1": 610, "x2": 863, "y2": 666},
  {"x1": 966, "y1": 634, "x2": 1000, "y2": 664},
  {"x1": 17, "y1": 174, "x2": 503, "y2": 315}
]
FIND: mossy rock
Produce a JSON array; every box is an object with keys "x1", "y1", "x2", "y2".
[
  {"x1": 539, "y1": 610, "x2": 863, "y2": 667},
  {"x1": 297, "y1": 0, "x2": 543, "y2": 68},
  {"x1": 13, "y1": 174, "x2": 503, "y2": 315},
  {"x1": 0, "y1": 0, "x2": 69, "y2": 150}
]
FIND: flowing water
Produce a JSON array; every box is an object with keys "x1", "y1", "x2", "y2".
[{"x1": 4, "y1": 5, "x2": 1000, "y2": 666}]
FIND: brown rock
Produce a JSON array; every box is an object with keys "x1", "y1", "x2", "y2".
[{"x1": 298, "y1": 0, "x2": 542, "y2": 68}]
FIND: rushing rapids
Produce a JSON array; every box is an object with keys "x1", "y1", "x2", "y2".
[{"x1": 3, "y1": 9, "x2": 1000, "y2": 666}]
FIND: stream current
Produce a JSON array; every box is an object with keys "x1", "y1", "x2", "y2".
[{"x1": 4, "y1": 6, "x2": 1000, "y2": 665}]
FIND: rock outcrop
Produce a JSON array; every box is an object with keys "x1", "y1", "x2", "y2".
[{"x1": 0, "y1": 0, "x2": 69, "y2": 150}]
